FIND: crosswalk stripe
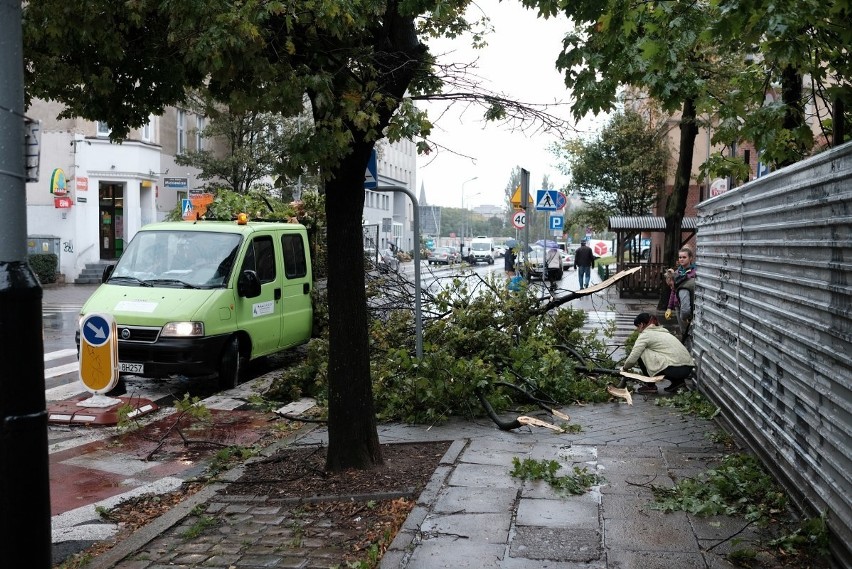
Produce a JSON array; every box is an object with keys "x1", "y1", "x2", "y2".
[
  {"x1": 45, "y1": 348, "x2": 77, "y2": 362},
  {"x1": 46, "y1": 382, "x2": 86, "y2": 402},
  {"x1": 46, "y1": 362, "x2": 79, "y2": 379}
]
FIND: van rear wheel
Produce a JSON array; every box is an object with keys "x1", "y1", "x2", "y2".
[{"x1": 218, "y1": 336, "x2": 244, "y2": 390}]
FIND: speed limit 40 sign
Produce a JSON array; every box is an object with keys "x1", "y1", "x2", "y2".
[{"x1": 511, "y1": 210, "x2": 526, "y2": 229}]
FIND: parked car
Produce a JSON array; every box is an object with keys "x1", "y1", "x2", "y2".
[
  {"x1": 446, "y1": 246, "x2": 462, "y2": 263},
  {"x1": 521, "y1": 245, "x2": 564, "y2": 281},
  {"x1": 560, "y1": 250, "x2": 573, "y2": 270},
  {"x1": 427, "y1": 246, "x2": 459, "y2": 265},
  {"x1": 493, "y1": 245, "x2": 506, "y2": 258},
  {"x1": 377, "y1": 248, "x2": 400, "y2": 273}
]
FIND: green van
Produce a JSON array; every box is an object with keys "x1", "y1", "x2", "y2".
[{"x1": 76, "y1": 219, "x2": 313, "y2": 389}]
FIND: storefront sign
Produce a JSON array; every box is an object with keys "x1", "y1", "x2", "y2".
[
  {"x1": 76, "y1": 176, "x2": 88, "y2": 191},
  {"x1": 50, "y1": 168, "x2": 67, "y2": 196},
  {"x1": 710, "y1": 178, "x2": 728, "y2": 197},
  {"x1": 54, "y1": 196, "x2": 73, "y2": 209}
]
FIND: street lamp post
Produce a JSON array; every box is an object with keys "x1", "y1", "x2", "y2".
[{"x1": 461, "y1": 176, "x2": 478, "y2": 251}]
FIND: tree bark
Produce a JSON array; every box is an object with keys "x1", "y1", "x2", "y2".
[
  {"x1": 323, "y1": 148, "x2": 383, "y2": 472},
  {"x1": 320, "y1": 4, "x2": 427, "y2": 472},
  {"x1": 663, "y1": 97, "x2": 698, "y2": 269}
]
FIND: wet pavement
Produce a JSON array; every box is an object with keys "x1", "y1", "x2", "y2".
[{"x1": 37, "y1": 278, "x2": 778, "y2": 569}]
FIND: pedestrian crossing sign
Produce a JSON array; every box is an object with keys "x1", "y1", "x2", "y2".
[
  {"x1": 181, "y1": 198, "x2": 193, "y2": 220},
  {"x1": 535, "y1": 190, "x2": 559, "y2": 211},
  {"x1": 364, "y1": 149, "x2": 378, "y2": 189}
]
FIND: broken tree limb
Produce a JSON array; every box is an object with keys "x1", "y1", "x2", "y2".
[
  {"x1": 619, "y1": 370, "x2": 666, "y2": 383},
  {"x1": 517, "y1": 416, "x2": 565, "y2": 432},
  {"x1": 606, "y1": 385, "x2": 634, "y2": 405},
  {"x1": 530, "y1": 266, "x2": 642, "y2": 315}
]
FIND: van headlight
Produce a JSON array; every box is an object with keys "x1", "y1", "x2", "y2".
[{"x1": 161, "y1": 322, "x2": 204, "y2": 337}]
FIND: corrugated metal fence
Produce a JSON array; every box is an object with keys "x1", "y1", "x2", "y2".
[{"x1": 695, "y1": 142, "x2": 852, "y2": 565}]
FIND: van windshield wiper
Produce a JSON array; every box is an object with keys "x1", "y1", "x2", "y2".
[
  {"x1": 106, "y1": 276, "x2": 153, "y2": 287},
  {"x1": 145, "y1": 278, "x2": 200, "y2": 289}
]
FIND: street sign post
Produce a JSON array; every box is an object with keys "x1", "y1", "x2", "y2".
[{"x1": 79, "y1": 313, "x2": 119, "y2": 396}]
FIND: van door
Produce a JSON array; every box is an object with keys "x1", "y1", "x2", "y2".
[
  {"x1": 234, "y1": 234, "x2": 282, "y2": 355},
  {"x1": 278, "y1": 231, "x2": 313, "y2": 348}
]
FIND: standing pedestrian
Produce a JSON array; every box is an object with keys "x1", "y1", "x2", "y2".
[
  {"x1": 621, "y1": 312, "x2": 695, "y2": 394},
  {"x1": 504, "y1": 244, "x2": 517, "y2": 277},
  {"x1": 545, "y1": 246, "x2": 562, "y2": 291},
  {"x1": 665, "y1": 246, "x2": 697, "y2": 342},
  {"x1": 573, "y1": 239, "x2": 595, "y2": 289}
]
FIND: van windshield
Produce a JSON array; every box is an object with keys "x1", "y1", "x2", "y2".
[
  {"x1": 109, "y1": 230, "x2": 242, "y2": 289},
  {"x1": 471, "y1": 242, "x2": 491, "y2": 251}
]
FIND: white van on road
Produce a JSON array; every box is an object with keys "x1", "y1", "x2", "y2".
[{"x1": 469, "y1": 236, "x2": 495, "y2": 265}]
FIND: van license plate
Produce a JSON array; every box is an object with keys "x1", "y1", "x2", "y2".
[{"x1": 119, "y1": 362, "x2": 144, "y2": 374}]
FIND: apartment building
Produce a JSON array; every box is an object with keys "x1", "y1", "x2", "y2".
[
  {"x1": 363, "y1": 137, "x2": 418, "y2": 253},
  {"x1": 25, "y1": 100, "x2": 417, "y2": 280}
]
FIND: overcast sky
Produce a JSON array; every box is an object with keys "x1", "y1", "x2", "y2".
[{"x1": 415, "y1": 0, "x2": 605, "y2": 211}]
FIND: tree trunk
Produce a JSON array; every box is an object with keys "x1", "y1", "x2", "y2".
[
  {"x1": 323, "y1": 147, "x2": 383, "y2": 472},
  {"x1": 319, "y1": 6, "x2": 427, "y2": 472},
  {"x1": 780, "y1": 64, "x2": 805, "y2": 167},
  {"x1": 663, "y1": 97, "x2": 698, "y2": 269}
]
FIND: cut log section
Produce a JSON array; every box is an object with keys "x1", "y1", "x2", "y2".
[
  {"x1": 606, "y1": 385, "x2": 633, "y2": 405},
  {"x1": 517, "y1": 416, "x2": 565, "y2": 432}
]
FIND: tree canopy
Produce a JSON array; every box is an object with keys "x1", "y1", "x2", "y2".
[
  {"x1": 176, "y1": 92, "x2": 320, "y2": 200},
  {"x1": 523, "y1": 0, "x2": 851, "y2": 263},
  {"x1": 22, "y1": 0, "x2": 567, "y2": 473},
  {"x1": 554, "y1": 109, "x2": 668, "y2": 219}
]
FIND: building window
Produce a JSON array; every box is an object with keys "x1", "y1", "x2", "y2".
[
  {"x1": 141, "y1": 119, "x2": 151, "y2": 142},
  {"x1": 177, "y1": 110, "x2": 186, "y2": 154},
  {"x1": 196, "y1": 116, "x2": 205, "y2": 150},
  {"x1": 97, "y1": 121, "x2": 110, "y2": 137}
]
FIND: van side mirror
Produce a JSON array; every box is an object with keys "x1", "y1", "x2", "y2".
[
  {"x1": 102, "y1": 265, "x2": 115, "y2": 283},
  {"x1": 237, "y1": 270, "x2": 262, "y2": 298}
]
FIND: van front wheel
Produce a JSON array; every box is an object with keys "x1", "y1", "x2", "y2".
[{"x1": 218, "y1": 336, "x2": 244, "y2": 390}]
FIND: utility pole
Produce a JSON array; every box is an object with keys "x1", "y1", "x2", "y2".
[
  {"x1": 461, "y1": 176, "x2": 477, "y2": 253},
  {"x1": 0, "y1": 2, "x2": 53, "y2": 565}
]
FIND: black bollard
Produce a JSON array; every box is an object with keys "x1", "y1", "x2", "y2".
[{"x1": 0, "y1": 263, "x2": 52, "y2": 567}]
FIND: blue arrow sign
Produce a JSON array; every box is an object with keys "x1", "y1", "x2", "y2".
[
  {"x1": 535, "y1": 190, "x2": 559, "y2": 211},
  {"x1": 82, "y1": 314, "x2": 111, "y2": 347}
]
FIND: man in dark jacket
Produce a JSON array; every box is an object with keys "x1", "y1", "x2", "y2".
[
  {"x1": 504, "y1": 245, "x2": 517, "y2": 276},
  {"x1": 573, "y1": 239, "x2": 595, "y2": 289}
]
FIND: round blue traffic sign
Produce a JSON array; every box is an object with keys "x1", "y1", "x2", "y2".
[{"x1": 81, "y1": 314, "x2": 111, "y2": 347}]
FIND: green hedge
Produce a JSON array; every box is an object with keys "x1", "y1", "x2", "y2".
[{"x1": 29, "y1": 253, "x2": 58, "y2": 284}]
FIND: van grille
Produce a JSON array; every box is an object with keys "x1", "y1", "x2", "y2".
[{"x1": 117, "y1": 326, "x2": 161, "y2": 343}]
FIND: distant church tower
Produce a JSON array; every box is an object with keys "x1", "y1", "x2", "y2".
[{"x1": 419, "y1": 182, "x2": 428, "y2": 206}]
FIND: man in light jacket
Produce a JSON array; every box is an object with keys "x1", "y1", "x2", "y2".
[{"x1": 621, "y1": 312, "x2": 695, "y2": 394}]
